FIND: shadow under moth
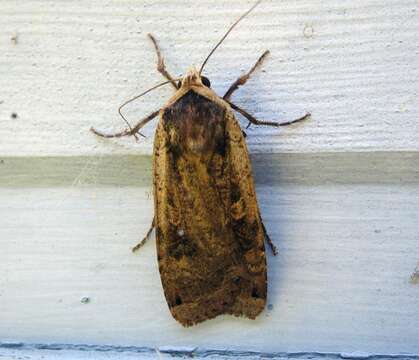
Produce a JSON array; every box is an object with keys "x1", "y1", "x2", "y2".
[{"x1": 91, "y1": 0, "x2": 310, "y2": 327}]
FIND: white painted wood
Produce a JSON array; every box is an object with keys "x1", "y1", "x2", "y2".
[
  {"x1": 1, "y1": 346, "x2": 161, "y2": 360},
  {"x1": 1, "y1": 346, "x2": 417, "y2": 360},
  {"x1": 1, "y1": 0, "x2": 418, "y2": 156},
  {"x1": 1, "y1": 154, "x2": 418, "y2": 354},
  {"x1": 1, "y1": 0, "x2": 419, "y2": 353}
]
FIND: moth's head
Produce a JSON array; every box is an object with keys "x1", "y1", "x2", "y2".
[{"x1": 179, "y1": 66, "x2": 211, "y2": 89}]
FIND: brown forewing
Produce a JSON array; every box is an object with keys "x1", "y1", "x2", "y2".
[{"x1": 153, "y1": 90, "x2": 267, "y2": 327}]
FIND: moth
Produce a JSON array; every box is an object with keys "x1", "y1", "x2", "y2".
[{"x1": 91, "y1": 0, "x2": 310, "y2": 327}]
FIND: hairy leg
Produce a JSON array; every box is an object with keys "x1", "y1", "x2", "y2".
[
  {"x1": 132, "y1": 218, "x2": 155, "y2": 253},
  {"x1": 90, "y1": 110, "x2": 159, "y2": 138},
  {"x1": 148, "y1": 34, "x2": 178, "y2": 90},
  {"x1": 228, "y1": 101, "x2": 310, "y2": 129},
  {"x1": 223, "y1": 50, "x2": 269, "y2": 101},
  {"x1": 261, "y1": 222, "x2": 278, "y2": 256}
]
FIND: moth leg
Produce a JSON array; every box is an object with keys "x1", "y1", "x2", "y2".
[
  {"x1": 148, "y1": 33, "x2": 179, "y2": 90},
  {"x1": 262, "y1": 222, "x2": 278, "y2": 256},
  {"x1": 132, "y1": 217, "x2": 155, "y2": 253},
  {"x1": 90, "y1": 110, "x2": 159, "y2": 139},
  {"x1": 223, "y1": 50, "x2": 270, "y2": 101},
  {"x1": 228, "y1": 101, "x2": 311, "y2": 129}
]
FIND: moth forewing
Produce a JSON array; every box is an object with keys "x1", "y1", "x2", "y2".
[{"x1": 153, "y1": 72, "x2": 268, "y2": 326}]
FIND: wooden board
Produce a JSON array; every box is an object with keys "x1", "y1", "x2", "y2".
[
  {"x1": 1, "y1": 0, "x2": 419, "y2": 355},
  {"x1": 1, "y1": 153, "x2": 418, "y2": 354},
  {"x1": 1, "y1": 0, "x2": 418, "y2": 156}
]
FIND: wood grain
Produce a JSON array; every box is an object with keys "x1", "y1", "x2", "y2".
[
  {"x1": 1, "y1": 345, "x2": 418, "y2": 360},
  {"x1": 1, "y1": 0, "x2": 418, "y2": 156},
  {"x1": 1, "y1": 153, "x2": 418, "y2": 353},
  {"x1": 1, "y1": 0, "x2": 418, "y2": 354}
]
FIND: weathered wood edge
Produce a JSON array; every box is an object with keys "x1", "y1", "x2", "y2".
[
  {"x1": 1, "y1": 342, "x2": 418, "y2": 360},
  {"x1": 1, "y1": 152, "x2": 418, "y2": 187}
]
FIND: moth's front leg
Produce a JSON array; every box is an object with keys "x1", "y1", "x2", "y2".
[
  {"x1": 90, "y1": 110, "x2": 160, "y2": 139},
  {"x1": 223, "y1": 50, "x2": 270, "y2": 101}
]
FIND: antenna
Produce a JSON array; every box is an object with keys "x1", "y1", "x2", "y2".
[
  {"x1": 199, "y1": 0, "x2": 262, "y2": 75},
  {"x1": 118, "y1": 78, "x2": 181, "y2": 131}
]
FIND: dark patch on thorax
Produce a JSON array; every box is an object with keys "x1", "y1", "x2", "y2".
[{"x1": 163, "y1": 91, "x2": 226, "y2": 157}]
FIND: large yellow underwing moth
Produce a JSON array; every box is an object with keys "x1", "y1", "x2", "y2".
[{"x1": 91, "y1": 0, "x2": 310, "y2": 327}]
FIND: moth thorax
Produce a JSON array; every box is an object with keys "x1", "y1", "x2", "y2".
[{"x1": 181, "y1": 67, "x2": 203, "y2": 87}]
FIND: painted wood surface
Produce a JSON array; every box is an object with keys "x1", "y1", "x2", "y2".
[
  {"x1": 1, "y1": 345, "x2": 419, "y2": 360},
  {"x1": 1, "y1": 0, "x2": 419, "y2": 355},
  {"x1": 1, "y1": 153, "x2": 418, "y2": 354},
  {"x1": 1, "y1": 0, "x2": 418, "y2": 156}
]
